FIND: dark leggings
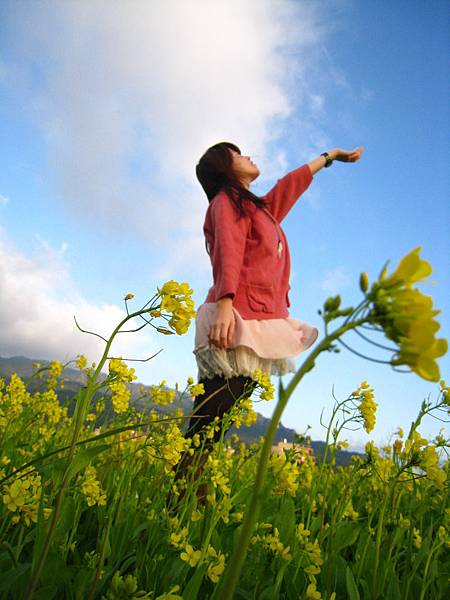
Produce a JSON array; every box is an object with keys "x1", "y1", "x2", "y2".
[{"x1": 185, "y1": 374, "x2": 256, "y2": 445}]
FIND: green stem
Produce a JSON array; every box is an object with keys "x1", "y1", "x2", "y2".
[
  {"x1": 24, "y1": 307, "x2": 148, "y2": 599},
  {"x1": 372, "y1": 491, "x2": 388, "y2": 597},
  {"x1": 217, "y1": 318, "x2": 366, "y2": 600}
]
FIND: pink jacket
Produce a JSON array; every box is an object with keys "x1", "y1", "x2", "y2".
[{"x1": 203, "y1": 163, "x2": 314, "y2": 319}]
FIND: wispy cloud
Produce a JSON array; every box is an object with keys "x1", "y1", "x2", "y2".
[
  {"x1": 1, "y1": 0, "x2": 341, "y2": 274},
  {"x1": 0, "y1": 194, "x2": 9, "y2": 207},
  {"x1": 320, "y1": 266, "x2": 350, "y2": 294},
  {"x1": 0, "y1": 226, "x2": 160, "y2": 371}
]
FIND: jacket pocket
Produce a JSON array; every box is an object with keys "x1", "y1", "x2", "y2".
[{"x1": 247, "y1": 282, "x2": 276, "y2": 313}]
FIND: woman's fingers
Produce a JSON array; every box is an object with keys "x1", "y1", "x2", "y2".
[
  {"x1": 209, "y1": 320, "x2": 234, "y2": 349},
  {"x1": 208, "y1": 324, "x2": 225, "y2": 348},
  {"x1": 227, "y1": 322, "x2": 235, "y2": 347}
]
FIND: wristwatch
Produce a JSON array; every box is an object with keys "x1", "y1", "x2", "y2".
[{"x1": 320, "y1": 152, "x2": 333, "y2": 167}]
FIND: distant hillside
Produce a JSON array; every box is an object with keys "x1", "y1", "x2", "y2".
[{"x1": 0, "y1": 356, "x2": 362, "y2": 465}]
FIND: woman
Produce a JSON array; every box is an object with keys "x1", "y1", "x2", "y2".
[{"x1": 173, "y1": 142, "x2": 363, "y2": 503}]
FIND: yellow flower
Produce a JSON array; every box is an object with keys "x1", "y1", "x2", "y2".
[
  {"x1": 124, "y1": 293, "x2": 134, "y2": 300},
  {"x1": 76, "y1": 354, "x2": 87, "y2": 370},
  {"x1": 189, "y1": 383, "x2": 205, "y2": 397},
  {"x1": 49, "y1": 360, "x2": 63, "y2": 378},
  {"x1": 2, "y1": 472, "x2": 51, "y2": 527},
  {"x1": 79, "y1": 465, "x2": 107, "y2": 507},
  {"x1": 150, "y1": 383, "x2": 176, "y2": 406},
  {"x1": 354, "y1": 382, "x2": 377, "y2": 433},
  {"x1": 383, "y1": 246, "x2": 432, "y2": 287},
  {"x1": 296, "y1": 523, "x2": 310, "y2": 542},
  {"x1": 252, "y1": 369, "x2": 275, "y2": 401},
  {"x1": 155, "y1": 586, "x2": 183, "y2": 600},
  {"x1": 108, "y1": 357, "x2": 137, "y2": 383},
  {"x1": 156, "y1": 280, "x2": 196, "y2": 335},
  {"x1": 370, "y1": 248, "x2": 447, "y2": 382},
  {"x1": 412, "y1": 527, "x2": 422, "y2": 549},
  {"x1": 271, "y1": 453, "x2": 299, "y2": 497},
  {"x1": 306, "y1": 582, "x2": 322, "y2": 599},
  {"x1": 180, "y1": 544, "x2": 202, "y2": 567},
  {"x1": 109, "y1": 380, "x2": 130, "y2": 414},
  {"x1": 207, "y1": 553, "x2": 225, "y2": 583}
]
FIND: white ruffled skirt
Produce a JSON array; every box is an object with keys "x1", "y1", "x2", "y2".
[{"x1": 193, "y1": 302, "x2": 319, "y2": 381}]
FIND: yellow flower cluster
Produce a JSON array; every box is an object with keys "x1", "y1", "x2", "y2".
[
  {"x1": 108, "y1": 357, "x2": 137, "y2": 382},
  {"x1": 306, "y1": 582, "x2": 324, "y2": 600},
  {"x1": 35, "y1": 389, "x2": 66, "y2": 425},
  {"x1": 206, "y1": 545, "x2": 226, "y2": 583},
  {"x1": 251, "y1": 523, "x2": 292, "y2": 561},
  {"x1": 79, "y1": 464, "x2": 107, "y2": 507},
  {"x1": 157, "y1": 280, "x2": 196, "y2": 335},
  {"x1": 270, "y1": 453, "x2": 299, "y2": 497},
  {"x1": 370, "y1": 247, "x2": 447, "y2": 382},
  {"x1": 353, "y1": 381, "x2": 377, "y2": 433},
  {"x1": 168, "y1": 523, "x2": 189, "y2": 549},
  {"x1": 155, "y1": 586, "x2": 183, "y2": 600},
  {"x1": 440, "y1": 379, "x2": 450, "y2": 405},
  {"x1": 188, "y1": 383, "x2": 205, "y2": 397},
  {"x1": 1, "y1": 374, "x2": 30, "y2": 420},
  {"x1": 150, "y1": 380, "x2": 176, "y2": 406},
  {"x1": 76, "y1": 354, "x2": 87, "y2": 370},
  {"x1": 229, "y1": 396, "x2": 258, "y2": 429},
  {"x1": 104, "y1": 571, "x2": 152, "y2": 599},
  {"x1": 109, "y1": 381, "x2": 130, "y2": 414},
  {"x1": 412, "y1": 527, "x2": 422, "y2": 549},
  {"x1": 418, "y1": 443, "x2": 446, "y2": 487},
  {"x1": 107, "y1": 357, "x2": 137, "y2": 414},
  {"x1": 252, "y1": 369, "x2": 275, "y2": 401},
  {"x1": 295, "y1": 521, "x2": 324, "y2": 594},
  {"x1": 342, "y1": 500, "x2": 359, "y2": 520},
  {"x1": 207, "y1": 454, "x2": 231, "y2": 496},
  {"x1": 175, "y1": 536, "x2": 226, "y2": 583},
  {"x1": 49, "y1": 360, "x2": 63, "y2": 378},
  {"x1": 180, "y1": 543, "x2": 202, "y2": 567},
  {"x1": 161, "y1": 424, "x2": 192, "y2": 472},
  {"x1": 2, "y1": 471, "x2": 52, "y2": 526},
  {"x1": 304, "y1": 539, "x2": 323, "y2": 576}
]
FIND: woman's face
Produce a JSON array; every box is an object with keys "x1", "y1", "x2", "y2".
[{"x1": 229, "y1": 148, "x2": 260, "y2": 187}]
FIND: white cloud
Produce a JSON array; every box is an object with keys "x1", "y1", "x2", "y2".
[
  {"x1": 320, "y1": 266, "x2": 350, "y2": 294},
  {"x1": 2, "y1": 0, "x2": 338, "y2": 272},
  {"x1": 0, "y1": 194, "x2": 9, "y2": 207},
  {"x1": 0, "y1": 226, "x2": 161, "y2": 372}
]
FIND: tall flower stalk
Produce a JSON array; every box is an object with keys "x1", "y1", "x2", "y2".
[
  {"x1": 217, "y1": 247, "x2": 447, "y2": 599},
  {"x1": 25, "y1": 282, "x2": 196, "y2": 599}
]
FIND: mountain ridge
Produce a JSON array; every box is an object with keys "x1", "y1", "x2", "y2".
[{"x1": 0, "y1": 355, "x2": 363, "y2": 464}]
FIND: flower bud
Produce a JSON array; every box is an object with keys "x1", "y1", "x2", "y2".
[
  {"x1": 359, "y1": 272, "x2": 369, "y2": 293},
  {"x1": 124, "y1": 293, "x2": 134, "y2": 300}
]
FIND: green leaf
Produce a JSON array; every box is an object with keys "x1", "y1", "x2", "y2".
[
  {"x1": 31, "y1": 584, "x2": 58, "y2": 600},
  {"x1": 346, "y1": 565, "x2": 360, "y2": 600},
  {"x1": 321, "y1": 554, "x2": 347, "y2": 596},
  {"x1": 182, "y1": 563, "x2": 207, "y2": 600},
  {"x1": 332, "y1": 521, "x2": 361, "y2": 555},
  {"x1": 0, "y1": 562, "x2": 30, "y2": 591},
  {"x1": 55, "y1": 495, "x2": 77, "y2": 540},
  {"x1": 272, "y1": 495, "x2": 295, "y2": 544},
  {"x1": 383, "y1": 561, "x2": 401, "y2": 600},
  {"x1": 64, "y1": 443, "x2": 110, "y2": 482}
]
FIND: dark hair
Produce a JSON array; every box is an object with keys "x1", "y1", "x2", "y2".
[{"x1": 196, "y1": 142, "x2": 269, "y2": 256}]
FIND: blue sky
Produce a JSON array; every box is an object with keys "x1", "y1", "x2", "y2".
[{"x1": 0, "y1": 0, "x2": 448, "y2": 450}]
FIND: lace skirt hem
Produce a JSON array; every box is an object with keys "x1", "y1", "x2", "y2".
[{"x1": 193, "y1": 344, "x2": 297, "y2": 381}]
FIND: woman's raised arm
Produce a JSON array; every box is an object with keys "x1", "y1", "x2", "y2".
[{"x1": 308, "y1": 146, "x2": 364, "y2": 176}]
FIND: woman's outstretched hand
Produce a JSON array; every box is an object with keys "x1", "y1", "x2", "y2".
[
  {"x1": 209, "y1": 297, "x2": 235, "y2": 349},
  {"x1": 333, "y1": 147, "x2": 364, "y2": 162}
]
